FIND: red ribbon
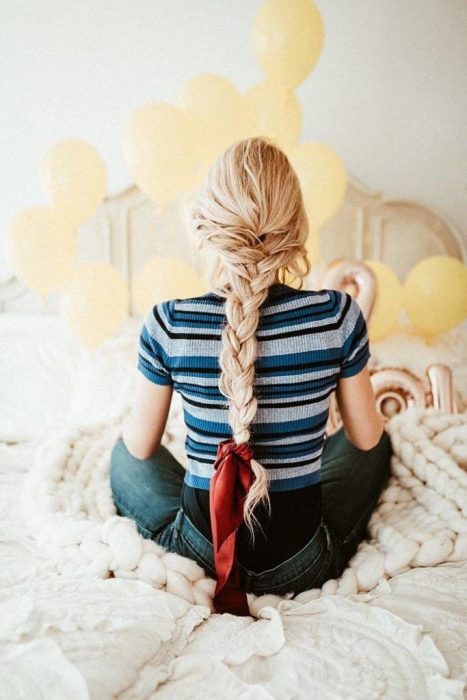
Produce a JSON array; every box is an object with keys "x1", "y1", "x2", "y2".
[{"x1": 209, "y1": 438, "x2": 255, "y2": 616}]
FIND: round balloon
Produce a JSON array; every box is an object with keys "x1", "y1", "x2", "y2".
[
  {"x1": 39, "y1": 139, "x2": 107, "y2": 226},
  {"x1": 252, "y1": 0, "x2": 324, "y2": 89},
  {"x1": 132, "y1": 257, "x2": 207, "y2": 317},
  {"x1": 59, "y1": 262, "x2": 129, "y2": 352},
  {"x1": 123, "y1": 102, "x2": 202, "y2": 211},
  {"x1": 7, "y1": 205, "x2": 77, "y2": 300},
  {"x1": 179, "y1": 74, "x2": 253, "y2": 175},
  {"x1": 243, "y1": 81, "x2": 302, "y2": 152},
  {"x1": 403, "y1": 256, "x2": 467, "y2": 335},
  {"x1": 289, "y1": 143, "x2": 347, "y2": 229},
  {"x1": 305, "y1": 226, "x2": 320, "y2": 267},
  {"x1": 364, "y1": 260, "x2": 404, "y2": 341}
]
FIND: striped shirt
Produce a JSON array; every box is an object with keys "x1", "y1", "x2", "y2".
[{"x1": 137, "y1": 283, "x2": 371, "y2": 568}]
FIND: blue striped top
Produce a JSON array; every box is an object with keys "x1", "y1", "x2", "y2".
[{"x1": 137, "y1": 283, "x2": 371, "y2": 493}]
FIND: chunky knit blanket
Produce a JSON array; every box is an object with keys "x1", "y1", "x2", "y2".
[{"x1": 22, "y1": 405, "x2": 467, "y2": 618}]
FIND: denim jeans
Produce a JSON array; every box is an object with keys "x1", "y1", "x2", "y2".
[{"x1": 109, "y1": 426, "x2": 392, "y2": 597}]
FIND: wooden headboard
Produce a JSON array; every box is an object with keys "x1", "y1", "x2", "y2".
[{"x1": 1, "y1": 173, "x2": 465, "y2": 317}]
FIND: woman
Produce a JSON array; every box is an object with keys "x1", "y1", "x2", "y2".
[{"x1": 110, "y1": 136, "x2": 392, "y2": 616}]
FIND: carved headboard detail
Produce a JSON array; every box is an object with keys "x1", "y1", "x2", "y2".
[{"x1": 1, "y1": 173, "x2": 465, "y2": 317}]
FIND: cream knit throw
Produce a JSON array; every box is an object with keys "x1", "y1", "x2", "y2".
[{"x1": 22, "y1": 407, "x2": 467, "y2": 618}]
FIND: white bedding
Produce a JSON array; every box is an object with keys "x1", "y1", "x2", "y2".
[{"x1": 1, "y1": 313, "x2": 466, "y2": 698}]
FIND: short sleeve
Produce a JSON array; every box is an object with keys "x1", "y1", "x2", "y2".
[
  {"x1": 339, "y1": 293, "x2": 371, "y2": 378},
  {"x1": 137, "y1": 303, "x2": 173, "y2": 386}
]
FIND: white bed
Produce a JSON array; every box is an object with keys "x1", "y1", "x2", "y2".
[{"x1": 1, "y1": 176, "x2": 466, "y2": 699}]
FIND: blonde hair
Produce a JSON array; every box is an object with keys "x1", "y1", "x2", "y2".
[{"x1": 189, "y1": 136, "x2": 311, "y2": 544}]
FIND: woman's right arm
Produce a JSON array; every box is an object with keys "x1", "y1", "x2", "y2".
[{"x1": 335, "y1": 365, "x2": 385, "y2": 450}]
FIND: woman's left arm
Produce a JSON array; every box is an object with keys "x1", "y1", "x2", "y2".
[{"x1": 122, "y1": 373, "x2": 173, "y2": 460}]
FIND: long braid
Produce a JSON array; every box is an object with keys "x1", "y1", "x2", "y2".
[
  {"x1": 189, "y1": 136, "x2": 311, "y2": 544},
  {"x1": 219, "y1": 264, "x2": 275, "y2": 540}
]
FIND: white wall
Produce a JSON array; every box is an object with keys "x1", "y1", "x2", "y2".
[{"x1": 1, "y1": 0, "x2": 466, "y2": 280}]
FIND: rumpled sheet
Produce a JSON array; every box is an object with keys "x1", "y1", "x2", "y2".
[{"x1": 0, "y1": 444, "x2": 210, "y2": 699}]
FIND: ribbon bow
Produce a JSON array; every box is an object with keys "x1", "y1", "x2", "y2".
[{"x1": 209, "y1": 438, "x2": 255, "y2": 615}]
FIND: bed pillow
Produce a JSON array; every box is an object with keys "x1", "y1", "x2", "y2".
[
  {"x1": 0, "y1": 313, "x2": 140, "y2": 442},
  {"x1": 0, "y1": 313, "x2": 82, "y2": 442}
]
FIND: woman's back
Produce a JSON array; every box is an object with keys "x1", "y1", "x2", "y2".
[{"x1": 138, "y1": 281, "x2": 370, "y2": 570}]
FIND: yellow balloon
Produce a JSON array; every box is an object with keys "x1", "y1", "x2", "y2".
[
  {"x1": 6, "y1": 205, "x2": 77, "y2": 300},
  {"x1": 305, "y1": 226, "x2": 320, "y2": 267},
  {"x1": 39, "y1": 139, "x2": 107, "y2": 226},
  {"x1": 289, "y1": 143, "x2": 347, "y2": 229},
  {"x1": 132, "y1": 257, "x2": 207, "y2": 317},
  {"x1": 252, "y1": 0, "x2": 325, "y2": 89},
  {"x1": 243, "y1": 81, "x2": 302, "y2": 151},
  {"x1": 59, "y1": 262, "x2": 129, "y2": 352},
  {"x1": 364, "y1": 260, "x2": 404, "y2": 341},
  {"x1": 123, "y1": 102, "x2": 202, "y2": 211},
  {"x1": 403, "y1": 256, "x2": 467, "y2": 336},
  {"x1": 179, "y1": 74, "x2": 254, "y2": 174}
]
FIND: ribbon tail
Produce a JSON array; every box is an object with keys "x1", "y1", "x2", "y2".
[
  {"x1": 209, "y1": 449, "x2": 252, "y2": 616},
  {"x1": 213, "y1": 529, "x2": 250, "y2": 616}
]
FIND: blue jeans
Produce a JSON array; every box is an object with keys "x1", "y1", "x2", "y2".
[{"x1": 109, "y1": 426, "x2": 392, "y2": 597}]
